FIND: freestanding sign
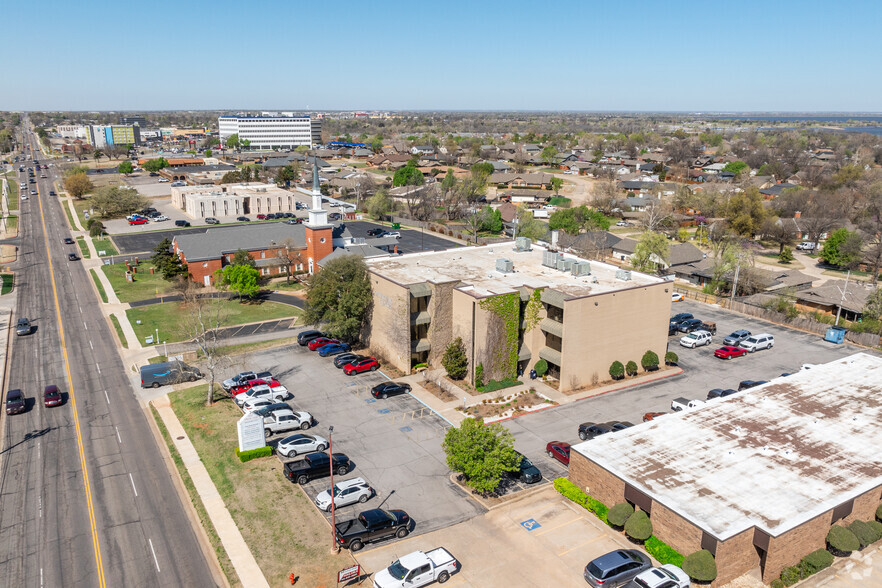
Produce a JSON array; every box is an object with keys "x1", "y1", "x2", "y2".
[
  {"x1": 237, "y1": 412, "x2": 266, "y2": 452},
  {"x1": 337, "y1": 564, "x2": 360, "y2": 585}
]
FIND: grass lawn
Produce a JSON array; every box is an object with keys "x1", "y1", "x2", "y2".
[
  {"x1": 271, "y1": 280, "x2": 304, "y2": 291},
  {"x1": 76, "y1": 236, "x2": 91, "y2": 258},
  {"x1": 149, "y1": 403, "x2": 242, "y2": 588},
  {"x1": 72, "y1": 198, "x2": 92, "y2": 227},
  {"x1": 102, "y1": 261, "x2": 170, "y2": 303},
  {"x1": 5, "y1": 216, "x2": 17, "y2": 232},
  {"x1": 168, "y1": 385, "x2": 341, "y2": 586},
  {"x1": 93, "y1": 238, "x2": 118, "y2": 256},
  {"x1": 148, "y1": 355, "x2": 168, "y2": 364},
  {"x1": 1, "y1": 274, "x2": 13, "y2": 295},
  {"x1": 89, "y1": 269, "x2": 108, "y2": 302},
  {"x1": 126, "y1": 300, "x2": 301, "y2": 344},
  {"x1": 109, "y1": 314, "x2": 128, "y2": 348},
  {"x1": 62, "y1": 199, "x2": 78, "y2": 229},
  {"x1": 5, "y1": 177, "x2": 18, "y2": 210}
]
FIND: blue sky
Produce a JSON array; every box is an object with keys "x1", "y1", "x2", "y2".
[{"x1": 4, "y1": 0, "x2": 880, "y2": 111}]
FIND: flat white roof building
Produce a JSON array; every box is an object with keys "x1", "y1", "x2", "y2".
[
  {"x1": 218, "y1": 115, "x2": 321, "y2": 149},
  {"x1": 171, "y1": 183, "x2": 306, "y2": 219}
]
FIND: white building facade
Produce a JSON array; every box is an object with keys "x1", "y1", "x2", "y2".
[
  {"x1": 57, "y1": 125, "x2": 89, "y2": 140},
  {"x1": 218, "y1": 114, "x2": 321, "y2": 150}
]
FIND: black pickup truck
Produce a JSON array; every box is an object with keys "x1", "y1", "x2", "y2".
[
  {"x1": 335, "y1": 508, "x2": 412, "y2": 552},
  {"x1": 283, "y1": 452, "x2": 351, "y2": 485}
]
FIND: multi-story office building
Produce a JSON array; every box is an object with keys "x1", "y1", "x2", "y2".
[
  {"x1": 119, "y1": 115, "x2": 147, "y2": 126},
  {"x1": 365, "y1": 241, "x2": 671, "y2": 391},
  {"x1": 57, "y1": 125, "x2": 89, "y2": 140},
  {"x1": 218, "y1": 113, "x2": 321, "y2": 149},
  {"x1": 88, "y1": 125, "x2": 141, "y2": 147}
]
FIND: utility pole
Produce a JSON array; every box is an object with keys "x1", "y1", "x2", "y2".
[
  {"x1": 328, "y1": 425, "x2": 338, "y2": 553},
  {"x1": 730, "y1": 261, "x2": 741, "y2": 304},
  {"x1": 834, "y1": 270, "x2": 851, "y2": 327}
]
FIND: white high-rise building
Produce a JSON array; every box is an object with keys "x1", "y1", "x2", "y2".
[{"x1": 218, "y1": 114, "x2": 321, "y2": 149}]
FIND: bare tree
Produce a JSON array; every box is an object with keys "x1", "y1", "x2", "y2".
[
  {"x1": 591, "y1": 180, "x2": 620, "y2": 213},
  {"x1": 640, "y1": 199, "x2": 674, "y2": 232},
  {"x1": 177, "y1": 278, "x2": 230, "y2": 406},
  {"x1": 352, "y1": 174, "x2": 375, "y2": 212},
  {"x1": 800, "y1": 191, "x2": 845, "y2": 254},
  {"x1": 275, "y1": 238, "x2": 304, "y2": 284},
  {"x1": 760, "y1": 218, "x2": 797, "y2": 254}
]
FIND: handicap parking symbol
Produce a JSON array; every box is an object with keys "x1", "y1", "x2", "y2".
[{"x1": 520, "y1": 518, "x2": 541, "y2": 531}]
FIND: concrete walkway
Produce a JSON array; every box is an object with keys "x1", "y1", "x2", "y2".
[
  {"x1": 152, "y1": 395, "x2": 270, "y2": 588},
  {"x1": 803, "y1": 542, "x2": 882, "y2": 587}
]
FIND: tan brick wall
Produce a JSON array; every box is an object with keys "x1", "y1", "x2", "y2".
[
  {"x1": 763, "y1": 511, "x2": 831, "y2": 583},
  {"x1": 451, "y1": 290, "x2": 478, "y2": 383},
  {"x1": 649, "y1": 501, "x2": 704, "y2": 557},
  {"x1": 427, "y1": 282, "x2": 456, "y2": 368},
  {"x1": 568, "y1": 451, "x2": 625, "y2": 509},
  {"x1": 366, "y1": 274, "x2": 410, "y2": 373},
  {"x1": 714, "y1": 528, "x2": 760, "y2": 586},
  {"x1": 843, "y1": 485, "x2": 882, "y2": 524}
]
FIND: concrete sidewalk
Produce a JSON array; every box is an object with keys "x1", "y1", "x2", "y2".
[{"x1": 152, "y1": 395, "x2": 270, "y2": 588}]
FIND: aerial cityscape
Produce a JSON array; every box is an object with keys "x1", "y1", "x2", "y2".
[{"x1": 2, "y1": 2, "x2": 881, "y2": 588}]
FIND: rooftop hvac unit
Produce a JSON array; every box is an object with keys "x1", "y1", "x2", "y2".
[
  {"x1": 542, "y1": 251, "x2": 562, "y2": 268},
  {"x1": 571, "y1": 261, "x2": 591, "y2": 276},
  {"x1": 515, "y1": 237, "x2": 532, "y2": 252},
  {"x1": 557, "y1": 258, "x2": 574, "y2": 272},
  {"x1": 496, "y1": 258, "x2": 514, "y2": 273},
  {"x1": 616, "y1": 269, "x2": 632, "y2": 281}
]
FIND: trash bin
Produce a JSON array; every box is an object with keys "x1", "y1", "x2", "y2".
[
  {"x1": 392, "y1": 223, "x2": 400, "y2": 230},
  {"x1": 824, "y1": 326, "x2": 846, "y2": 344}
]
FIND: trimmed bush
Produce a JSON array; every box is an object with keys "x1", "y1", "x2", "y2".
[
  {"x1": 607, "y1": 502, "x2": 634, "y2": 528},
  {"x1": 799, "y1": 549, "x2": 834, "y2": 578},
  {"x1": 534, "y1": 359, "x2": 548, "y2": 377},
  {"x1": 626, "y1": 360, "x2": 638, "y2": 376},
  {"x1": 681, "y1": 550, "x2": 717, "y2": 583},
  {"x1": 609, "y1": 361, "x2": 624, "y2": 380},
  {"x1": 644, "y1": 536, "x2": 684, "y2": 567},
  {"x1": 868, "y1": 520, "x2": 882, "y2": 542},
  {"x1": 770, "y1": 580, "x2": 785, "y2": 588},
  {"x1": 624, "y1": 510, "x2": 653, "y2": 543},
  {"x1": 235, "y1": 446, "x2": 273, "y2": 462},
  {"x1": 641, "y1": 350, "x2": 660, "y2": 371},
  {"x1": 552, "y1": 477, "x2": 608, "y2": 523},
  {"x1": 849, "y1": 520, "x2": 877, "y2": 548},
  {"x1": 665, "y1": 351, "x2": 678, "y2": 365},
  {"x1": 780, "y1": 566, "x2": 800, "y2": 586},
  {"x1": 827, "y1": 525, "x2": 860, "y2": 556}
]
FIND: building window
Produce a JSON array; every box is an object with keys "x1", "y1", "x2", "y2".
[
  {"x1": 260, "y1": 251, "x2": 265, "y2": 259},
  {"x1": 320, "y1": 237, "x2": 326, "y2": 243}
]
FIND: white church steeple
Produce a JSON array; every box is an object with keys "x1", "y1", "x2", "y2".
[{"x1": 307, "y1": 161, "x2": 329, "y2": 227}]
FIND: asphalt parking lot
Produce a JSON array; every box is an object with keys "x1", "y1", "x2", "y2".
[
  {"x1": 501, "y1": 299, "x2": 878, "y2": 469},
  {"x1": 226, "y1": 342, "x2": 485, "y2": 551},
  {"x1": 346, "y1": 220, "x2": 460, "y2": 254}
]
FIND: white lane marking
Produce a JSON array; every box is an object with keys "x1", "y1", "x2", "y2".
[
  {"x1": 40, "y1": 568, "x2": 43, "y2": 588},
  {"x1": 115, "y1": 426, "x2": 121, "y2": 444},
  {"x1": 148, "y1": 538, "x2": 160, "y2": 573},
  {"x1": 104, "y1": 390, "x2": 109, "y2": 404},
  {"x1": 129, "y1": 473, "x2": 138, "y2": 497},
  {"x1": 96, "y1": 364, "x2": 101, "y2": 374},
  {"x1": 79, "y1": 306, "x2": 82, "y2": 313},
  {"x1": 38, "y1": 495, "x2": 42, "y2": 518},
  {"x1": 89, "y1": 340, "x2": 93, "y2": 349},
  {"x1": 84, "y1": 322, "x2": 87, "y2": 330}
]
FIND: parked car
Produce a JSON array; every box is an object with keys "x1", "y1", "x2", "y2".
[
  {"x1": 740, "y1": 333, "x2": 774, "y2": 352},
  {"x1": 707, "y1": 388, "x2": 738, "y2": 400},
  {"x1": 381, "y1": 231, "x2": 401, "y2": 239},
  {"x1": 796, "y1": 241, "x2": 817, "y2": 251},
  {"x1": 642, "y1": 412, "x2": 666, "y2": 422},
  {"x1": 43, "y1": 385, "x2": 63, "y2": 408},
  {"x1": 308, "y1": 337, "x2": 339, "y2": 351},
  {"x1": 714, "y1": 345, "x2": 747, "y2": 360},
  {"x1": 140, "y1": 361, "x2": 202, "y2": 388},
  {"x1": 546, "y1": 441, "x2": 571, "y2": 465},
  {"x1": 738, "y1": 380, "x2": 768, "y2": 391},
  {"x1": 671, "y1": 292, "x2": 684, "y2": 302},
  {"x1": 677, "y1": 318, "x2": 704, "y2": 333},
  {"x1": 335, "y1": 508, "x2": 412, "y2": 552},
  {"x1": 625, "y1": 564, "x2": 690, "y2": 588},
  {"x1": 228, "y1": 378, "x2": 273, "y2": 396},
  {"x1": 366, "y1": 228, "x2": 385, "y2": 237},
  {"x1": 5, "y1": 389, "x2": 26, "y2": 414},
  {"x1": 256, "y1": 214, "x2": 267, "y2": 220},
  {"x1": 175, "y1": 220, "x2": 191, "y2": 227},
  {"x1": 371, "y1": 382, "x2": 411, "y2": 399},
  {"x1": 318, "y1": 342, "x2": 351, "y2": 357},
  {"x1": 344, "y1": 357, "x2": 380, "y2": 375},
  {"x1": 235, "y1": 383, "x2": 290, "y2": 406},
  {"x1": 297, "y1": 329, "x2": 326, "y2": 346},
  {"x1": 241, "y1": 397, "x2": 274, "y2": 414},
  {"x1": 373, "y1": 548, "x2": 459, "y2": 588},
  {"x1": 276, "y1": 433, "x2": 328, "y2": 457},
  {"x1": 222, "y1": 371, "x2": 258, "y2": 391},
  {"x1": 584, "y1": 549, "x2": 652, "y2": 588},
  {"x1": 510, "y1": 451, "x2": 541, "y2": 484},
  {"x1": 128, "y1": 218, "x2": 148, "y2": 225},
  {"x1": 669, "y1": 313, "x2": 693, "y2": 335},
  {"x1": 680, "y1": 330, "x2": 712, "y2": 348},
  {"x1": 157, "y1": 178, "x2": 170, "y2": 182},
  {"x1": 315, "y1": 477, "x2": 373, "y2": 512},
  {"x1": 264, "y1": 409, "x2": 314, "y2": 437},
  {"x1": 283, "y1": 452, "x2": 351, "y2": 484},
  {"x1": 15, "y1": 317, "x2": 32, "y2": 336},
  {"x1": 722, "y1": 329, "x2": 752, "y2": 346},
  {"x1": 205, "y1": 217, "x2": 220, "y2": 224},
  {"x1": 253, "y1": 403, "x2": 292, "y2": 419},
  {"x1": 236, "y1": 216, "x2": 250, "y2": 222},
  {"x1": 334, "y1": 353, "x2": 365, "y2": 369},
  {"x1": 670, "y1": 397, "x2": 705, "y2": 412},
  {"x1": 578, "y1": 422, "x2": 615, "y2": 441}
]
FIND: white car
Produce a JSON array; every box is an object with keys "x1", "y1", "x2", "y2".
[
  {"x1": 680, "y1": 330, "x2": 712, "y2": 348},
  {"x1": 151, "y1": 215, "x2": 169, "y2": 222},
  {"x1": 241, "y1": 397, "x2": 274, "y2": 414},
  {"x1": 276, "y1": 433, "x2": 329, "y2": 457},
  {"x1": 235, "y1": 384, "x2": 289, "y2": 406},
  {"x1": 616, "y1": 221, "x2": 629, "y2": 227},
  {"x1": 740, "y1": 333, "x2": 774, "y2": 353},
  {"x1": 629, "y1": 565, "x2": 691, "y2": 588},
  {"x1": 314, "y1": 477, "x2": 373, "y2": 512},
  {"x1": 157, "y1": 178, "x2": 170, "y2": 183},
  {"x1": 382, "y1": 231, "x2": 401, "y2": 239}
]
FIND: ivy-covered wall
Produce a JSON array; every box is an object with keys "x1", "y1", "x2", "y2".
[{"x1": 478, "y1": 292, "x2": 520, "y2": 381}]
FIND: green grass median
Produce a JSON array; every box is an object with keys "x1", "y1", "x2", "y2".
[{"x1": 89, "y1": 269, "x2": 108, "y2": 302}]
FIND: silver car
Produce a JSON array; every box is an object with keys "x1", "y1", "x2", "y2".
[
  {"x1": 314, "y1": 478, "x2": 373, "y2": 512},
  {"x1": 276, "y1": 433, "x2": 329, "y2": 458}
]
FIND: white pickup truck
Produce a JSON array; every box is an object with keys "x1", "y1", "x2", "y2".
[
  {"x1": 373, "y1": 548, "x2": 459, "y2": 588},
  {"x1": 263, "y1": 409, "x2": 314, "y2": 438},
  {"x1": 234, "y1": 384, "x2": 289, "y2": 406},
  {"x1": 671, "y1": 397, "x2": 706, "y2": 412}
]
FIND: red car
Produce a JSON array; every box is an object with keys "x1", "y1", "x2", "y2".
[
  {"x1": 714, "y1": 345, "x2": 748, "y2": 360},
  {"x1": 128, "y1": 218, "x2": 149, "y2": 225},
  {"x1": 642, "y1": 412, "x2": 666, "y2": 422},
  {"x1": 256, "y1": 214, "x2": 267, "y2": 220},
  {"x1": 308, "y1": 337, "x2": 339, "y2": 351},
  {"x1": 44, "y1": 385, "x2": 63, "y2": 408},
  {"x1": 229, "y1": 378, "x2": 278, "y2": 396},
  {"x1": 344, "y1": 357, "x2": 380, "y2": 375},
  {"x1": 546, "y1": 442, "x2": 571, "y2": 466}
]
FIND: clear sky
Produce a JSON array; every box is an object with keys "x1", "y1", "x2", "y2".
[{"x1": 4, "y1": 0, "x2": 881, "y2": 112}]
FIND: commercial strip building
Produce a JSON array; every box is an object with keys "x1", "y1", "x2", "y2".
[
  {"x1": 364, "y1": 242, "x2": 671, "y2": 390},
  {"x1": 171, "y1": 183, "x2": 305, "y2": 219},
  {"x1": 218, "y1": 113, "x2": 321, "y2": 149},
  {"x1": 568, "y1": 353, "x2": 882, "y2": 585}
]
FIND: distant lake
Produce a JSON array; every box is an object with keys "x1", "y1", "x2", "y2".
[
  {"x1": 752, "y1": 126, "x2": 882, "y2": 136},
  {"x1": 703, "y1": 115, "x2": 882, "y2": 123}
]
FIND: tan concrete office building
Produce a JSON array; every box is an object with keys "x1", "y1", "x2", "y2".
[
  {"x1": 171, "y1": 182, "x2": 303, "y2": 219},
  {"x1": 365, "y1": 242, "x2": 671, "y2": 392},
  {"x1": 568, "y1": 353, "x2": 882, "y2": 585}
]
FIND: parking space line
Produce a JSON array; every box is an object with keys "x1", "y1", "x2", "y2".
[
  {"x1": 558, "y1": 534, "x2": 605, "y2": 556},
  {"x1": 536, "y1": 516, "x2": 583, "y2": 536}
]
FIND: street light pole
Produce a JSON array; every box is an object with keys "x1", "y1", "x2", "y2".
[{"x1": 328, "y1": 425, "x2": 338, "y2": 553}]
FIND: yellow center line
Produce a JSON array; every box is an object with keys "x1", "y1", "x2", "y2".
[{"x1": 35, "y1": 166, "x2": 107, "y2": 587}]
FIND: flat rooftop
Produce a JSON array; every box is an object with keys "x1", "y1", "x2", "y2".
[
  {"x1": 573, "y1": 352, "x2": 882, "y2": 540},
  {"x1": 366, "y1": 242, "x2": 663, "y2": 298}
]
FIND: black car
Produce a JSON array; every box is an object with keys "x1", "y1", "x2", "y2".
[
  {"x1": 707, "y1": 388, "x2": 738, "y2": 400},
  {"x1": 670, "y1": 313, "x2": 693, "y2": 325},
  {"x1": 334, "y1": 353, "x2": 365, "y2": 369},
  {"x1": 48, "y1": 190, "x2": 56, "y2": 196},
  {"x1": 335, "y1": 508, "x2": 412, "y2": 552},
  {"x1": 5, "y1": 389, "x2": 26, "y2": 415},
  {"x1": 253, "y1": 402, "x2": 291, "y2": 418},
  {"x1": 723, "y1": 329, "x2": 752, "y2": 346},
  {"x1": 265, "y1": 213, "x2": 278, "y2": 220},
  {"x1": 578, "y1": 422, "x2": 615, "y2": 441},
  {"x1": 237, "y1": 216, "x2": 250, "y2": 222},
  {"x1": 297, "y1": 329, "x2": 326, "y2": 346},
  {"x1": 68, "y1": 253, "x2": 79, "y2": 261},
  {"x1": 283, "y1": 452, "x2": 351, "y2": 485},
  {"x1": 677, "y1": 318, "x2": 704, "y2": 333},
  {"x1": 175, "y1": 220, "x2": 191, "y2": 227},
  {"x1": 149, "y1": 172, "x2": 159, "y2": 176},
  {"x1": 510, "y1": 451, "x2": 541, "y2": 484},
  {"x1": 738, "y1": 380, "x2": 769, "y2": 391},
  {"x1": 371, "y1": 382, "x2": 412, "y2": 399},
  {"x1": 366, "y1": 228, "x2": 385, "y2": 237}
]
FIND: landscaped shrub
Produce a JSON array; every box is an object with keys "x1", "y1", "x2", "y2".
[
  {"x1": 641, "y1": 350, "x2": 659, "y2": 371},
  {"x1": 534, "y1": 359, "x2": 548, "y2": 378},
  {"x1": 849, "y1": 520, "x2": 877, "y2": 548},
  {"x1": 553, "y1": 477, "x2": 608, "y2": 523},
  {"x1": 770, "y1": 579, "x2": 785, "y2": 588},
  {"x1": 607, "y1": 502, "x2": 634, "y2": 528},
  {"x1": 475, "y1": 363, "x2": 485, "y2": 389},
  {"x1": 480, "y1": 378, "x2": 521, "y2": 393},
  {"x1": 827, "y1": 525, "x2": 860, "y2": 556},
  {"x1": 665, "y1": 351, "x2": 678, "y2": 365},
  {"x1": 799, "y1": 549, "x2": 834, "y2": 578},
  {"x1": 681, "y1": 550, "x2": 717, "y2": 583},
  {"x1": 609, "y1": 361, "x2": 624, "y2": 380},
  {"x1": 625, "y1": 360, "x2": 638, "y2": 376},
  {"x1": 442, "y1": 337, "x2": 468, "y2": 379},
  {"x1": 780, "y1": 566, "x2": 800, "y2": 586},
  {"x1": 868, "y1": 520, "x2": 882, "y2": 541},
  {"x1": 644, "y1": 536, "x2": 684, "y2": 567},
  {"x1": 877, "y1": 503, "x2": 882, "y2": 522},
  {"x1": 235, "y1": 446, "x2": 273, "y2": 462},
  {"x1": 624, "y1": 510, "x2": 653, "y2": 543}
]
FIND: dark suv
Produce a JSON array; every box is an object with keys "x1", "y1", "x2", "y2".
[
  {"x1": 5, "y1": 389, "x2": 26, "y2": 415},
  {"x1": 284, "y1": 452, "x2": 351, "y2": 485},
  {"x1": 297, "y1": 329, "x2": 326, "y2": 346},
  {"x1": 669, "y1": 313, "x2": 693, "y2": 335},
  {"x1": 510, "y1": 451, "x2": 541, "y2": 484},
  {"x1": 584, "y1": 549, "x2": 651, "y2": 587},
  {"x1": 677, "y1": 318, "x2": 704, "y2": 333},
  {"x1": 578, "y1": 421, "x2": 633, "y2": 441}
]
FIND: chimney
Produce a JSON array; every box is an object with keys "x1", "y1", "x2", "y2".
[{"x1": 794, "y1": 211, "x2": 801, "y2": 218}]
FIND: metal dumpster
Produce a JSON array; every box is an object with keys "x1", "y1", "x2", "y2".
[{"x1": 824, "y1": 325, "x2": 846, "y2": 344}]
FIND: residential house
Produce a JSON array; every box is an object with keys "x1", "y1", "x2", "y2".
[
  {"x1": 489, "y1": 172, "x2": 553, "y2": 189},
  {"x1": 794, "y1": 280, "x2": 874, "y2": 321}
]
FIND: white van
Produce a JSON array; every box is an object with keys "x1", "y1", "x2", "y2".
[{"x1": 740, "y1": 333, "x2": 774, "y2": 352}]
